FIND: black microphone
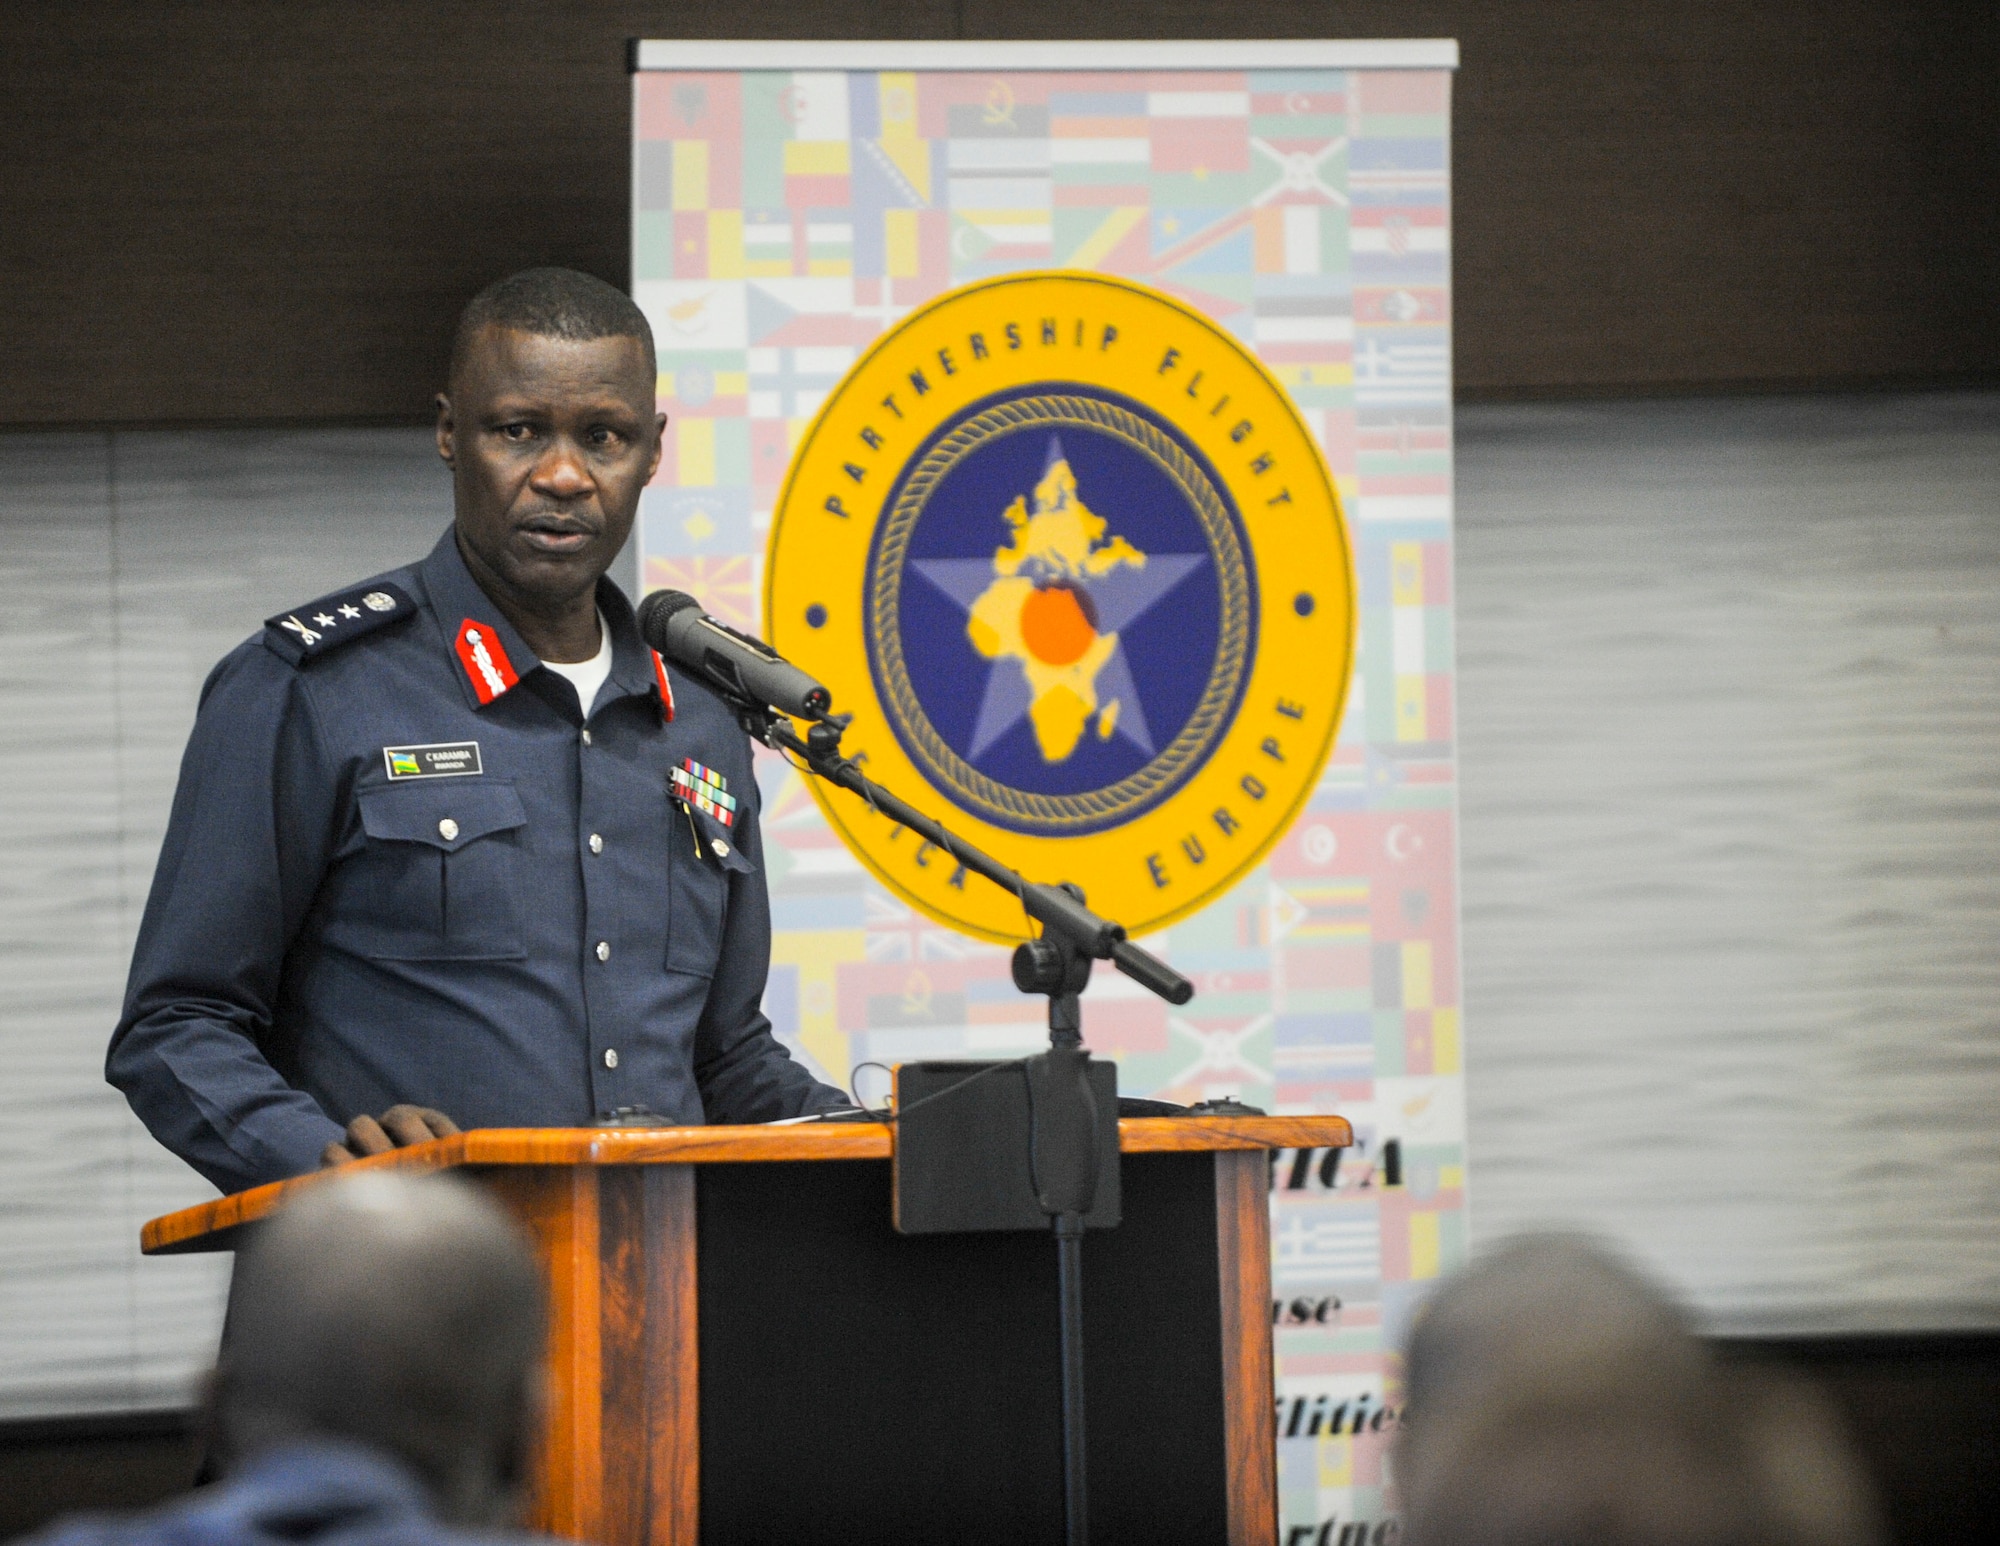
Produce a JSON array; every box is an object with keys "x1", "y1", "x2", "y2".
[{"x1": 637, "y1": 590, "x2": 833, "y2": 720}]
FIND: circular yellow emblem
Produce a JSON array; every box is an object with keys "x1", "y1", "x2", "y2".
[{"x1": 767, "y1": 272, "x2": 1354, "y2": 941}]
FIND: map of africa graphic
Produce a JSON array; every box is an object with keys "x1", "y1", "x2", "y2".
[{"x1": 966, "y1": 438, "x2": 1147, "y2": 764}]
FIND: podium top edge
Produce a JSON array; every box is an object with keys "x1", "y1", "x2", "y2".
[
  {"x1": 140, "y1": 1114, "x2": 1354, "y2": 1254},
  {"x1": 629, "y1": 39, "x2": 1459, "y2": 73}
]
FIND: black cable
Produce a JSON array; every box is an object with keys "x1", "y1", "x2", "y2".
[
  {"x1": 823, "y1": 1055, "x2": 1027, "y2": 1125},
  {"x1": 848, "y1": 1059, "x2": 893, "y2": 1112}
]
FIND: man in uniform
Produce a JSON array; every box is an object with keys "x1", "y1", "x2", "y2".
[{"x1": 108, "y1": 268, "x2": 846, "y2": 1196}]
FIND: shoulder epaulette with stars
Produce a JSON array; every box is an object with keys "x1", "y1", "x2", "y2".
[{"x1": 262, "y1": 582, "x2": 417, "y2": 666}]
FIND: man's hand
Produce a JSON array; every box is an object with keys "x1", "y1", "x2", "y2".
[{"x1": 319, "y1": 1104, "x2": 462, "y2": 1168}]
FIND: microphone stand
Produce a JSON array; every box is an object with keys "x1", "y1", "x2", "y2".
[{"x1": 737, "y1": 704, "x2": 1194, "y2": 1546}]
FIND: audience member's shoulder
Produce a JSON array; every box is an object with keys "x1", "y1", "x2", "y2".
[
  {"x1": 13, "y1": 1519, "x2": 120, "y2": 1546},
  {"x1": 11, "y1": 1508, "x2": 196, "y2": 1546},
  {"x1": 323, "y1": 1523, "x2": 573, "y2": 1546}
]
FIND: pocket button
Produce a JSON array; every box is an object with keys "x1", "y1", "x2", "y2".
[{"x1": 438, "y1": 818, "x2": 459, "y2": 841}]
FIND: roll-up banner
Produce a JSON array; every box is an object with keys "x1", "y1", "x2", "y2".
[{"x1": 632, "y1": 39, "x2": 1459, "y2": 1538}]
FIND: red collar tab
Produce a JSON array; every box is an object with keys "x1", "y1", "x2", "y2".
[
  {"x1": 455, "y1": 619, "x2": 521, "y2": 705},
  {"x1": 652, "y1": 650, "x2": 676, "y2": 722}
]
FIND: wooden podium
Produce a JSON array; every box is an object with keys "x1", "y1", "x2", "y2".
[{"x1": 144, "y1": 1115, "x2": 1351, "y2": 1546}]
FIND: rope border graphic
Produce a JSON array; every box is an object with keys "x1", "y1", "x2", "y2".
[{"x1": 867, "y1": 392, "x2": 1255, "y2": 834}]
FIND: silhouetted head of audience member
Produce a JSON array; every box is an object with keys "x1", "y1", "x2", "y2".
[
  {"x1": 207, "y1": 1172, "x2": 547, "y2": 1527},
  {"x1": 1395, "y1": 1234, "x2": 1882, "y2": 1546}
]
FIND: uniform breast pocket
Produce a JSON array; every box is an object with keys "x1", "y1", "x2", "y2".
[
  {"x1": 346, "y1": 781, "x2": 529, "y2": 961},
  {"x1": 665, "y1": 804, "x2": 749, "y2": 979}
]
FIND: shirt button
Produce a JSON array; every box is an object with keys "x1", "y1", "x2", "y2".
[
  {"x1": 438, "y1": 818, "x2": 459, "y2": 841},
  {"x1": 595, "y1": 940, "x2": 611, "y2": 962},
  {"x1": 582, "y1": 728, "x2": 593, "y2": 746},
  {"x1": 603, "y1": 1048, "x2": 619, "y2": 1069},
  {"x1": 589, "y1": 833, "x2": 604, "y2": 854}
]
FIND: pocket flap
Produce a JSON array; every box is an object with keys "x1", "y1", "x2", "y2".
[
  {"x1": 358, "y1": 780, "x2": 527, "y2": 851},
  {"x1": 689, "y1": 803, "x2": 755, "y2": 874}
]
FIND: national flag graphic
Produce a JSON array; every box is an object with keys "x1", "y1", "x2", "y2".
[{"x1": 644, "y1": 555, "x2": 759, "y2": 631}]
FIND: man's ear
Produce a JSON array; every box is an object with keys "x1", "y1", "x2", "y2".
[
  {"x1": 487, "y1": 1363, "x2": 548, "y2": 1522},
  {"x1": 436, "y1": 393, "x2": 458, "y2": 471},
  {"x1": 645, "y1": 412, "x2": 668, "y2": 484},
  {"x1": 195, "y1": 1367, "x2": 234, "y2": 1478}
]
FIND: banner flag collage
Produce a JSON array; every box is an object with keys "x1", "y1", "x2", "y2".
[{"x1": 633, "y1": 54, "x2": 1459, "y2": 1537}]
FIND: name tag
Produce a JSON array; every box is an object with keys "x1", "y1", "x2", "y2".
[{"x1": 383, "y1": 742, "x2": 483, "y2": 780}]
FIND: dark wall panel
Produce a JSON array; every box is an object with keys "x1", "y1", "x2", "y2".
[
  {"x1": 972, "y1": 3, "x2": 2000, "y2": 397},
  {"x1": 0, "y1": 2, "x2": 1993, "y2": 425},
  {"x1": 0, "y1": 2, "x2": 945, "y2": 425}
]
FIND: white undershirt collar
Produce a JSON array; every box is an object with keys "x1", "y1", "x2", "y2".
[{"x1": 538, "y1": 612, "x2": 615, "y2": 721}]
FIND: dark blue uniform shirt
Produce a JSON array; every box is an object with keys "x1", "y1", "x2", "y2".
[
  {"x1": 22, "y1": 1439, "x2": 558, "y2": 1546},
  {"x1": 109, "y1": 528, "x2": 843, "y2": 1195}
]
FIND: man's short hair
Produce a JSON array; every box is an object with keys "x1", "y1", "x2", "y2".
[
  {"x1": 450, "y1": 267, "x2": 656, "y2": 384},
  {"x1": 217, "y1": 1171, "x2": 546, "y2": 1515},
  {"x1": 1396, "y1": 1235, "x2": 1884, "y2": 1546}
]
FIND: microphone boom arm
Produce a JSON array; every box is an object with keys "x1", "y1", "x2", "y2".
[{"x1": 744, "y1": 707, "x2": 1194, "y2": 1008}]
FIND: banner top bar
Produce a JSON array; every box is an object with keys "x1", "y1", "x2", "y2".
[{"x1": 630, "y1": 38, "x2": 1458, "y2": 72}]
